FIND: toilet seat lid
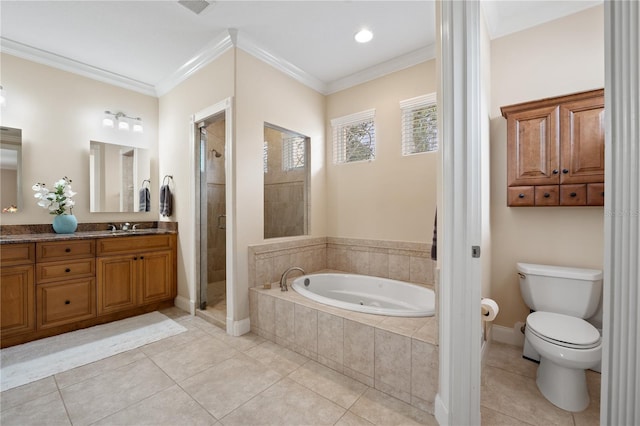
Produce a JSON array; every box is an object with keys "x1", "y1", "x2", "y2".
[{"x1": 527, "y1": 311, "x2": 601, "y2": 348}]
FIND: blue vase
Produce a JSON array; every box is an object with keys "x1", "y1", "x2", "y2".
[{"x1": 52, "y1": 214, "x2": 78, "y2": 234}]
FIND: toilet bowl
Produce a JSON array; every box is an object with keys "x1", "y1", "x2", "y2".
[
  {"x1": 516, "y1": 263, "x2": 603, "y2": 412},
  {"x1": 525, "y1": 311, "x2": 601, "y2": 412}
]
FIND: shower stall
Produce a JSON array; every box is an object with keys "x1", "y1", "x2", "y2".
[{"x1": 198, "y1": 116, "x2": 227, "y2": 326}]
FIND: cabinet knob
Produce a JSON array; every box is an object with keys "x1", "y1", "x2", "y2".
[
  {"x1": 562, "y1": 169, "x2": 569, "y2": 174},
  {"x1": 544, "y1": 193, "x2": 550, "y2": 198},
  {"x1": 134, "y1": 257, "x2": 138, "y2": 260},
  {"x1": 570, "y1": 192, "x2": 577, "y2": 197},
  {"x1": 65, "y1": 300, "x2": 70, "y2": 305},
  {"x1": 552, "y1": 169, "x2": 559, "y2": 175},
  {"x1": 140, "y1": 256, "x2": 144, "y2": 260},
  {"x1": 65, "y1": 248, "x2": 71, "y2": 253},
  {"x1": 518, "y1": 193, "x2": 525, "y2": 199},
  {"x1": 65, "y1": 268, "x2": 71, "y2": 273}
]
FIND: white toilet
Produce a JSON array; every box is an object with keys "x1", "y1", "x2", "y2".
[{"x1": 517, "y1": 262, "x2": 602, "y2": 412}]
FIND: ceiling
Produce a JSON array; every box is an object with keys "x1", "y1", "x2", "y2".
[{"x1": 0, "y1": 1, "x2": 601, "y2": 97}]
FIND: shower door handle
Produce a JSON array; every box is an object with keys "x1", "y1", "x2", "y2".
[{"x1": 217, "y1": 214, "x2": 226, "y2": 230}]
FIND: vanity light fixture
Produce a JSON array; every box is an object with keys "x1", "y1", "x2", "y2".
[
  {"x1": 354, "y1": 29, "x2": 373, "y2": 43},
  {"x1": 102, "y1": 111, "x2": 143, "y2": 133}
]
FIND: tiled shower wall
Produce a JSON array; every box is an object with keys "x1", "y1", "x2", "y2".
[{"x1": 248, "y1": 237, "x2": 435, "y2": 288}]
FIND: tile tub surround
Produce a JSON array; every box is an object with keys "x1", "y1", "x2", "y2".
[
  {"x1": 248, "y1": 236, "x2": 435, "y2": 289},
  {"x1": 249, "y1": 286, "x2": 439, "y2": 414}
]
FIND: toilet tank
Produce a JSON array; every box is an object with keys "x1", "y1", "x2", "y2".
[{"x1": 517, "y1": 262, "x2": 603, "y2": 318}]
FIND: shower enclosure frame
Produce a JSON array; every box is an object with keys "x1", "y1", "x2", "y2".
[{"x1": 191, "y1": 97, "x2": 236, "y2": 335}]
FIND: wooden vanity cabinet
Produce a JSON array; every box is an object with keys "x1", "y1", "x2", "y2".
[
  {"x1": 1, "y1": 232, "x2": 176, "y2": 348},
  {"x1": 96, "y1": 235, "x2": 176, "y2": 315},
  {"x1": 502, "y1": 89, "x2": 605, "y2": 207},
  {"x1": 35, "y1": 240, "x2": 96, "y2": 329},
  {"x1": 0, "y1": 244, "x2": 35, "y2": 338}
]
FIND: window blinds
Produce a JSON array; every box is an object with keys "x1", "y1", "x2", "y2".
[
  {"x1": 282, "y1": 136, "x2": 306, "y2": 171},
  {"x1": 331, "y1": 109, "x2": 376, "y2": 164},
  {"x1": 400, "y1": 93, "x2": 438, "y2": 155}
]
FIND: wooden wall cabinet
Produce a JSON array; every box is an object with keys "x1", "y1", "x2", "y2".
[{"x1": 501, "y1": 89, "x2": 605, "y2": 207}]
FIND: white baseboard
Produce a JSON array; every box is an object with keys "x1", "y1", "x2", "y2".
[
  {"x1": 227, "y1": 317, "x2": 250, "y2": 336},
  {"x1": 434, "y1": 394, "x2": 448, "y2": 426},
  {"x1": 174, "y1": 295, "x2": 195, "y2": 315},
  {"x1": 491, "y1": 322, "x2": 525, "y2": 347}
]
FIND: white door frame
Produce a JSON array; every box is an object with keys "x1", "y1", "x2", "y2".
[
  {"x1": 192, "y1": 97, "x2": 237, "y2": 335},
  {"x1": 435, "y1": 1, "x2": 482, "y2": 424}
]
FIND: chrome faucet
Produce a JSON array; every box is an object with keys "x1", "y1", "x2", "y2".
[
  {"x1": 131, "y1": 223, "x2": 141, "y2": 231},
  {"x1": 280, "y1": 266, "x2": 305, "y2": 291},
  {"x1": 107, "y1": 224, "x2": 117, "y2": 232},
  {"x1": 121, "y1": 222, "x2": 131, "y2": 231}
]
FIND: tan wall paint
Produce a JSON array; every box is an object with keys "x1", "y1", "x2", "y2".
[
  {"x1": 234, "y1": 49, "x2": 326, "y2": 320},
  {"x1": 326, "y1": 61, "x2": 438, "y2": 242},
  {"x1": 0, "y1": 53, "x2": 159, "y2": 225},
  {"x1": 490, "y1": 5, "x2": 605, "y2": 328},
  {"x1": 158, "y1": 49, "x2": 235, "y2": 310}
]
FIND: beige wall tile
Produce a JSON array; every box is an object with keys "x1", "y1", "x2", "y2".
[
  {"x1": 257, "y1": 292, "x2": 275, "y2": 338},
  {"x1": 249, "y1": 290, "x2": 259, "y2": 332},
  {"x1": 348, "y1": 249, "x2": 370, "y2": 275},
  {"x1": 409, "y1": 256, "x2": 429, "y2": 285},
  {"x1": 374, "y1": 329, "x2": 412, "y2": 403},
  {"x1": 369, "y1": 251, "x2": 390, "y2": 278},
  {"x1": 275, "y1": 298, "x2": 295, "y2": 347},
  {"x1": 317, "y1": 311, "x2": 344, "y2": 369},
  {"x1": 343, "y1": 320, "x2": 374, "y2": 380},
  {"x1": 294, "y1": 304, "x2": 318, "y2": 359},
  {"x1": 411, "y1": 340, "x2": 438, "y2": 413},
  {"x1": 389, "y1": 254, "x2": 411, "y2": 282}
]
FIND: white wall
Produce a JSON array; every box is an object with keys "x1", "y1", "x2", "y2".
[
  {"x1": 0, "y1": 53, "x2": 159, "y2": 225},
  {"x1": 325, "y1": 61, "x2": 438, "y2": 243},
  {"x1": 490, "y1": 5, "x2": 605, "y2": 329}
]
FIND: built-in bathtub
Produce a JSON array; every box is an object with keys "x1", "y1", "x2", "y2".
[
  {"x1": 291, "y1": 273, "x2": 435, "y2": 317},
  {"x1": 249, "y1": 272, "x2": 438, "y2": 414}
]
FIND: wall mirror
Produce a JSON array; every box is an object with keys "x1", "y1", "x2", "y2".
[
  {"x1": 1, "y1": 127, "x2": 22, "y2": 213},
  {"x1": 263, "y1": 123, "x2": 310, "y2": 239},
  {"x1": 89, "y1": 141, "x2": 150, "y2": 213}
]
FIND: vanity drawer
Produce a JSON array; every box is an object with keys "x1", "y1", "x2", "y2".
[
  {"x1": 37, "y1": 240, "x2": 95, "y2": 262},
  {"x1": 508, "y1": 186, "x2": 534, "y2": 206},
  {"x1": 0, "y1": 243, "x2": 35, "y2": 266},
  {"x1": 37, "y1": 278, "x2": 96, "y2": 329},
  {"x1": 36, "y1": 259, "x2": 96, "y2": 284},
  {"x1": 97, "y1": 235, "x2": 175, "y2": 256}
]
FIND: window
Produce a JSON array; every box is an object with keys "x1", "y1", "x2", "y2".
[
  {"x1": 400, "y1": 93, "x2": 438, "y2": 155},
  {"x1": 282, "y1": 136, "x2": 306, "y2": 171},
  {"x1": 331, "y1": 109, "x2": 376, "y2": 164}
]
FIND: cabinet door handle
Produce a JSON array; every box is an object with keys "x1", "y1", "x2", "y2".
[
  {"x1": 140, "y1": 256, "x2": 144, "y2": 260},
  {"x1": 65, "y1": 300, "x2": 71, "y2": 305},
  {"x1": 552, "y1": 169, "x2": 559, "y2": 174},
  {"x1": 562, "y1": 169, "x2": 569, "y2": 174},
  {"x1": 65, "y1": 268, "x2": 71, "y2": 273},
  {"x1": 601, "y1": 191, "x2": 605, "y2": 196},
  {"x1": 544, "y1": 193, "x2": 550, "y2": 198},
  {"x1": 518, "y1": 193, "x2": 525, "y2": 199},
  {"x1": 65, "y1": 248, "x2": 71, "y2": 253},
  {"x1": 570, "y1": 192, "x2": 577, "y2": 197}
]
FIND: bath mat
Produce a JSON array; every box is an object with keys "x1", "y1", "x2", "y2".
[{"x1": 0, "y1": 311, "x2": 187, "y2": 392}]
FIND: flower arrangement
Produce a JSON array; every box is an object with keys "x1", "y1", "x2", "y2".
[{"x1": 32, "y1": 176, "x2": 76, "y2": 215}]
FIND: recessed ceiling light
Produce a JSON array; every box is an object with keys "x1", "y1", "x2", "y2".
[{"x1": 354, "y1": 29, "x2": 373, "y2": 43}]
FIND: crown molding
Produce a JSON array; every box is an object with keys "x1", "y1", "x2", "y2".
[
  {"x1": 0, "y1": 37, "x2": 156, "y2": 97},
  {"x1": 325, "y1": 44, "x2": 436, "y2": 95},
  {"x1": 235, "y1": 32, "x2": 328, "y2": 95},
  {"x1": 154, "y1": 30, "x2": 235, "y2": 97}
]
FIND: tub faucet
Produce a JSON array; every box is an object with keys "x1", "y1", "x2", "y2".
[{"x1": 280, "y1": 267, "x2": 305, "y2": 291}]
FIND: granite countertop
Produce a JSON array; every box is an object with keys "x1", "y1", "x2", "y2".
[{"x1": 0, "y1": 222, "x2": 178, "y2": 245}]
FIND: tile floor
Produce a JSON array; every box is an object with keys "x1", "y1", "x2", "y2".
[
  {"x1": 0, "y1": 309, "x2": 601, "y2": 426},
  {"x1": 481, "y1": 342, "x2": 601, "y2": 426},
  {"x1": 0, "y1": 308, "x2": 436, "y2": 426}
]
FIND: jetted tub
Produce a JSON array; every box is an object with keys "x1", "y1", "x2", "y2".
[{"x1": 291, "y1": 273, "x2": 435, "y2": 317}]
